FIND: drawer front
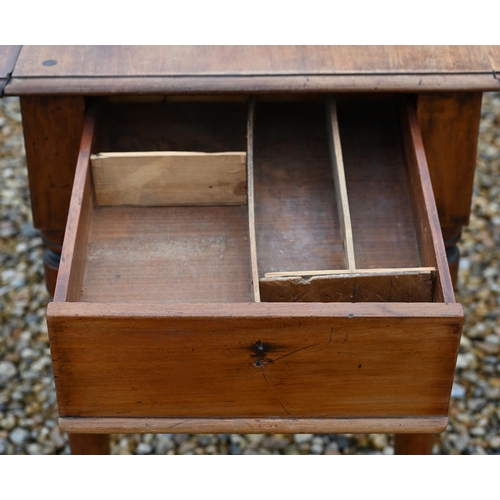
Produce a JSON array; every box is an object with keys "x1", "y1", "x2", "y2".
[{"x1": 48, "y1": 302, "x2": 462, "y2": 419}]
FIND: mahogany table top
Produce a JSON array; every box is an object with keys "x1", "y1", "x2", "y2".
[{"x1": 1, "y1": 45, "x2": 499, "y2": 95}]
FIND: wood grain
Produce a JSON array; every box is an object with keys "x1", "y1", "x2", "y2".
[
  {"x1": 253, "y1": 101, "x2": 345, "y2": 276},
  {"x1": 79, "y1": 205, "x2": 252, "y2": 303},
  {"x1": 59, "y1": 416, "x2": 448, "y2": 435},
  {"x1": 91, "y1": 151, "x2": 247, "y2": 206},
  {"x1": 484, "y1": 45, "x2": 500, "y2": 71},
  {"x1": 417, "y1": 93, "x2": 482, "y2": 230},
  {"x1": 337, "y1": 96, "x2": 421, "y2": 269},
  {"x1": 259, "y1": 270, "x2": 435, "y2": 303},
  {"x1": 20, "y1": 96, "x2": 86, "y2": 231},
  {"x1": 47, "y1": 302, "x2": 463, "y2": 419},
  {"x1": 11, "y1": 46, "x2": 496, "y2": 77},
  {"x1": 6, "y1": 46, "x2": 500, "y2": 94}
]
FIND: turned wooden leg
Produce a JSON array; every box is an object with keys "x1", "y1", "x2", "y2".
[
  {"x1": 394, "y1": 434, "x2": 435, "y2": 455},
  {"x1": 417, "y1": 92, "x2": 482, "y2": 290},
  {"x1": 69, "y1": 434, "x2": 110, "y2": 455},
  {"x1": 20, "y1": 96, "x2": 86, "y2": 295}
]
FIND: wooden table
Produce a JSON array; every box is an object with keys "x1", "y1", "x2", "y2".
[{"x1": 2, "y1": 45, "x2": 499, "y2": 455}]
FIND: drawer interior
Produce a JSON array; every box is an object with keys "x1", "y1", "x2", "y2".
[
  {"x1": 338, "y1": 98, "x2": 421, "y2": 269},
  {"x1": 58, "y1": 95, "x2": 451, "y2": 305},
  {"x1": 82, "y1": 100, "x2": 252, "y2": 303},
  {"x1": 253, "y1": 101, "x2": 345, "y2": 275}
]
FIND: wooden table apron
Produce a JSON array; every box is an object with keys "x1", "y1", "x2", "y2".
[{"x1": 2, "y1": 45, "x2": 498, "y2": 454}]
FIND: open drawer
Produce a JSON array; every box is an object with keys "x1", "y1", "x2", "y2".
[{"x1": 47, "y1": 95, "x2": 463, "y2": 435}]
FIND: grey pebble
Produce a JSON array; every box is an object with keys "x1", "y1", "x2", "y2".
[
  {"x1": 294, "y1": 434, "x2": 313, "y2": 445},
  {"x1": 467, "y1": 398, "x2": 487, "y2": 412},
  {"x1": 246, "y1": 434, "x2": 265, "y2": 446},
  {"x1": 135, "y1": 442, "x2": 153, "y2": 455},
  {"x1": 50, "y1": 428, "x2": 66, "y2": 449},
  {"x1": 229, "y1": 443, "x2": 240, "y2": 455},
  {"x1": 178, "y1": 441, "x2": 197, "y2": 454},
  {"x1": 0, "y1": 361, "x2": 17, "y2": 386},
  {"x1": 451, "y1": 382, "x2": 467, "y2": 399},
  {"x1": 489, "y1": 436, "x2": 500, "y2": 449},
  {"x1": 456, "y1": 352, "x2": 475, "y2": 370},
  {"x1": 173, "y1": 433, "x2": 189, "y2": 445},
  {"x1": 371, "y1": 434, "x2": 388, "y2": 450},
  {"x1": 27, "y1": 443, "x2": 44, "y2": 455},
  {"x1": 9, "y1": 427, "x2": 30, "y2": 445},
  {"x1": 19, "y1": 223, "x2": 39, "y2": 238},
  {"x1": 335, "y1": 436, "x2": 350, "y2": 449},
  {"x1": 470, "y1": 427, "x2": 486, "y2": 437},
  {"x1": 155, "y1": 436, "x2": 175, "y2": 454},
  {"x1": 1, "y1": 414, "x2": 16, "y2": 430},
  {"x1": 325, "y1": 441, "x2": 339, "y2": 453},
  {"x1": 310, "y1": 442, "x2": 324, "y2": 454},
  {"x1": 262, "y1": 436, "x2": 289, "y2": 449},
  {"x1": 454, "y1": 433, "x2": 470, "y2": 453},
  {"x1": 485, "y1": 334, "x2": 500, "y2": 345}
]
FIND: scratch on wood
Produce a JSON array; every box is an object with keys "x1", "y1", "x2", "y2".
[
  {"x1": 273, "y1": 343, "x2": 319, "y2": 362},
  {"x1": 168, "y1": 420, "x2": 188, "y2": 429},
  {"x1": 342, "y1": 333, "x2": 349, "y2": 344},
  {"x1": 328, "y1": 327, "x2": 333, "y2": 345},
  {"x1": 263, "y1": 371, "x2": 291, "y2": 416}
]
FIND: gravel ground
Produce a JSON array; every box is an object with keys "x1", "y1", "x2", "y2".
[{"x1": 1, "y1": 94, "x2": 499, "y2": 455}]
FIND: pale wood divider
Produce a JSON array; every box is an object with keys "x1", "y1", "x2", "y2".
[
  {"x1": 327, "y1": 96, "x2": 356, "y2": 271},
  {"x1": 247, "y1": 98, "x2": 261, "y2": 302},
  {"x1": 90, "y1": 151, "x2": 247, "y2": 206},
  {"x1": 265, "y1": 267, "x2": 435, "y2": 278}
]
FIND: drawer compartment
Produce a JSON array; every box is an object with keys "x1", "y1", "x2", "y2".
[
  {"x1": 47, "y1": 95, "x2": 463, "y2": 434},
  {"x1": 68, "y1": 100, "x2": 253, "y2": 304}
]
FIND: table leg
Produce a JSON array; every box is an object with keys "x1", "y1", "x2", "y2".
[
  {"x1": 20, "y1": 96, "x2": 86, "y2": 295},
  {"x1": 394, "y1": 434, "x2": 435, "y2": 455},
  {"x1": 68, "y1": 434, "x2": 110, "y2": 455},
  {"x1": 417, "y1": 92, "x2": 482, "y2": 287}
]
